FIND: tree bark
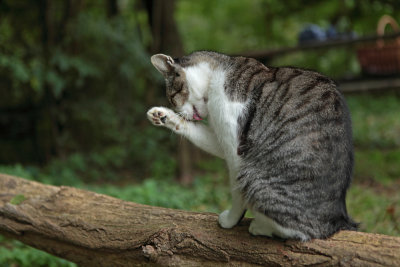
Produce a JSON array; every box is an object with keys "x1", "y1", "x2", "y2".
[{"x1": 1, "y1": 174, "x2": 399, "y2": 267}]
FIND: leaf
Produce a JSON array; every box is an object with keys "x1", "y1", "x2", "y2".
[{"x1": 46, "y1": 70, "x2": 66, "y2": 98}]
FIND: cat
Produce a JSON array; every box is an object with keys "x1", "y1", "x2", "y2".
[{"x1": 147, "y1": 51, "x2": 358, "y2": 241}]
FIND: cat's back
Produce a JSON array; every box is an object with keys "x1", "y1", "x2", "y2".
[{"x1": 233, "y1": 62, "x2": 351, "y2": 155}]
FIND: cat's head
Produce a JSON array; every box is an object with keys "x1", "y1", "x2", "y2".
[{"x1": 151, "y1": 54, "x2": 210, "y2": 121}]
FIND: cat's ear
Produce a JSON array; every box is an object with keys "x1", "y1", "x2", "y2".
[{"x1": 151, "y1": 54, "x2": 175, "y2": 76}]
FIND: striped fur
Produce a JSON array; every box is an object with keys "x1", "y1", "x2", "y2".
[{"x1": 149, "y1": 51, "x2": 358, "y2": 240}]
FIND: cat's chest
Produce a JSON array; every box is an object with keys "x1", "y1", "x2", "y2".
[{"x1": 207, "y1": 89, "x2": 246, "y2": 155}]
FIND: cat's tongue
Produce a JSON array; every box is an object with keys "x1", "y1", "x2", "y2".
[{"x1": 193, "y1": 107, "x2": 203, "y2": 121}]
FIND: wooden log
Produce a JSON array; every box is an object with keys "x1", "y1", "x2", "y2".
[{"x1": 0, "y1": 174, "x2": 399, "y2": 266}]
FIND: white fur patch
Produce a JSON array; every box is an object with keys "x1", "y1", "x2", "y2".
[
  {"x1": 208, "y1": 69, "x2": 245, "y2": 169},
  {"x1": 182, "y1": 63, "x2": 246, "y2": 167},
  {"x1": 250, "y1": 210, "x2": 308, "y2": 241},
  {"x1": 207, "y1": 69, "x2": 248, "y2": 229},
  {"x1": 184, "y1": 62, "x2": 212, "y2": 100},
  {"x1": 181, "y1": 62, "x2": 212, "y2": 119}
]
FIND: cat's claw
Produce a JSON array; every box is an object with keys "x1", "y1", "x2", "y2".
[{"x1": 218, "y1": 210, "x2": 238, "y2": 229}]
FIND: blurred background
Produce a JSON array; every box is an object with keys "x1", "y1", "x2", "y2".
[{"x1": 0, "y1": 0, "x2": 399, "y2": 265}]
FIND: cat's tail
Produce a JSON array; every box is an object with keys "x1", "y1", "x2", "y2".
[
  {"x1": 330, "y1": 201, "x2": 359, "y2": 235},
  {"x1": 324, "y1": 201, "x2": 359, "y2": 239},
  {"x1": 322, "y1": 214, "x2": 359, "y2": 240},
  {"x1": 336, "y1": 215, "x2": 359, "y2": 231}
]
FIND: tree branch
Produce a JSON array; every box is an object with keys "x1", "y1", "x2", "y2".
[
  {"x1": 237, "y1": 33, "x2": 400, "y2": 61},
  {"x1": 0, "y1": 174, "x2": 399, "y2": 266}
]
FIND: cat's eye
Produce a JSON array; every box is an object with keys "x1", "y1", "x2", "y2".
[{"x1": 175, "y1": 72, "x2": 180, "y2": 77}]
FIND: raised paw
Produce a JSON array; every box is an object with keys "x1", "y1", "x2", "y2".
[
  {"x1": 218, "y1": 210, "x2": 238, "y2": 229},
  {"x1": 147, "y1": 107, "x2": 171, "y2": 126}
]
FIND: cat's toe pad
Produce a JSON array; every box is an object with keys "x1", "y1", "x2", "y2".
[{"x1": 218, "y1": 210, "x2": 238, "y2": 229}]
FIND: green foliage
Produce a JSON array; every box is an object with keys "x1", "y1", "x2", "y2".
[
  {"x1": 346, "y1": 93, "x2": 400, "y2": 149},
  {"x1": 347, "y1": 185, "x2": 400, "y2": 236},
  {"x1": 87, "y1": 159, "x2": 230, "y2": 212},
  {"x1": 354, "y1": 149, "x2": 400, "y2": 185},
  {"x1": 177, "y1": 0, "x2": 271, "y2": 53},
  {"x1": 0, "y1": 164, "x2": 35, "y2": 180},
  {"x1": 177, "y1": 0, "x2": 400, "y2": 52},
  {"x1": 0, "y1": 236, "x2": 76, "y2": 267},
  {"x1": 344, "y1": 93, "x2": 400, "y2": 235},
  {"x1": 0, "y1": 0, "x2": 178, "y2": 181},
  {"x1": 177, "y1": 0, "x2": 400, "y2": 78},
  {"x1": 40, "y1": 128, "x2": 177, "y2": 185},
  {"x1": 344, "y1": 93, "x2": 400, "y2": 186}
]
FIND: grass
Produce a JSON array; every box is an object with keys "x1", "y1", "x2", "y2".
[
  {"x1": 345, "y1": 93, "x2": 400, "y2": 236},
  {"x1": 347, "y1": 184, "x2": 400, "y2": 236},
  {"x1": 347, "y1": 93, "x2": 400, "y2": 149},
  {"x1": 354, "y1": 149, "x2": 400, "y2": 185},
  {"x1": 0, "y1": 236, "x2": 75, "y2": 267},
  {"x1": 86, "y1": 163, "x2": 230, "y2": 213},
  {"x1": 0, "y1": 93, "x2": 400, "y2": 266}
]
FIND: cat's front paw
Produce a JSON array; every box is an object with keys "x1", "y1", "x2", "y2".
[
  {"x1": 147, "y1": 107, "x2": 172, "y2": 126},
  {"x1": 218, "y1": 210, "x2": 238, "y2": 229},
  {"x1": 147, "y1": 107, "x2": 184, "y2": 132}
]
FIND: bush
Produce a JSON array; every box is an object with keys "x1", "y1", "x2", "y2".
[{"x1": 0, "y1": 236, "x2": 76, "y2": 267}]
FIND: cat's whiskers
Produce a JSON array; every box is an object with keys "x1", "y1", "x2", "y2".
[
  {"x1": 177, "y1": 111, "x2": 191, "y2": 129},
  {"x1": 177, "y1": 110, "x2": 188, "y2": 120}
]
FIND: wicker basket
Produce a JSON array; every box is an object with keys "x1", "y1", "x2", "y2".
[{"x1": 357, "y1": 15, "x2": 400, "y2": 76}]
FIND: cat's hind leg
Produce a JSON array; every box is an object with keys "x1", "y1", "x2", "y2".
[
  {"x1": 249, "y1": 210, "x2": 309, "y2": 241},
  {"x1": 248, "y1": 210, "x2": 274, "y2": 237}
]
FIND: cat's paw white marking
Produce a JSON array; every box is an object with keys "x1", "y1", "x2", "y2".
[
  {"x1": 147, "y1": 107, "x2": 172, "y2": 126},
  {"x1": 248, "y1": 219, "x2": 273, "y2": 237},
  {"x1": 147, "y1": 107, "x2": 184, "y2": 132},
  {"x1": 218, "y1": 210, "x2": 238, "y2": 229}
]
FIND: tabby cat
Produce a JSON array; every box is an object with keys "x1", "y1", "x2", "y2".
[{"x1": 147, "y1": 51, "x2": 357, "y2": 241}]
